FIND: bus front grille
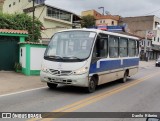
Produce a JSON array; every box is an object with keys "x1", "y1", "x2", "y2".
[
  {"x1": 49, "y1": 69, "x2": 72, "y2": 76},
  {"x1": 48, "y1": 77, "x2": 73, "y2": 84}
]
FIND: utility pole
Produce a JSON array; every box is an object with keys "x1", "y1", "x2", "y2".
[
  {"x1": 144, "y1": 31, "x2": 147, "y2": 61},
  {"x1": 32, "y1": 0, "x2": 35, "y2": 41}
]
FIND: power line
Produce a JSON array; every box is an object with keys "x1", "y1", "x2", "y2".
[
  {"x1": 145, "y1": 8, "x2": 160, "y2": 15},
  {"x1": 38, "y1": 5, "x2": 45, "y2": 19},
  {"x1": 17, "y1": 2, "x2": 31, "y2": 12}
]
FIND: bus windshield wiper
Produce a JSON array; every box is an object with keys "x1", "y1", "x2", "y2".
[
  {"x1": 44, "y1": 55, "x2": 63, "y2": 59},
  {"x1": 63, "y1": 56, "x2": 82, "y2": 60}
]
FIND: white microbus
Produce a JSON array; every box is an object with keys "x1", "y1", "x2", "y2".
[{"x1": 40, "y1": 29, "x2": 140, "y2": 93}]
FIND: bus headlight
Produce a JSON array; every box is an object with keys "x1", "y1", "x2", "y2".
[
  {"x1": 41, "y1": 66, "x2": 49, "y2": 72},
  {"x1": 74, "y1": 67, "x2": 88, "y2": 75}
]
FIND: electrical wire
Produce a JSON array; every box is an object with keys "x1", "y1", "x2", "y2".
[
  {"x1": 16, "y1": 1, "x2": 31, "y2": 13},
  {"x1": 145, "y1": 8, "x2": 160, "y2": 15},
  {"x1": 38, "y1": 5, "x2": 45, "y2": 19}
]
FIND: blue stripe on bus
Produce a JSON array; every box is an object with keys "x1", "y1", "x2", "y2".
[{"x1": 89, "y1": 58, "x2": 139, "y2": 74}]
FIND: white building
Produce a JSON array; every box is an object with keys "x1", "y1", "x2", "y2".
[{"x1": 3, "y1": 0, "x2": 81, "y2": 41}]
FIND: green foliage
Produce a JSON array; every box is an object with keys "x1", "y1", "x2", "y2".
[
  {"x1": 81, "y1": 15, "x2": 95, "y2": 28},
  {"x1": 14, "y1": 62, "x2": 22, "y2": 70},
  {"x1": 0, "y1": 12, "x2": 43, "y2": 42}
]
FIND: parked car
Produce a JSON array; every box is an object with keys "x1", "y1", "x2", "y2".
[
  {"x1": 146, "y1": 117, "x2": 160, "y2": 121},
  {"x1": 155, "y1": 58, "x2": 160, "y2": 67}
]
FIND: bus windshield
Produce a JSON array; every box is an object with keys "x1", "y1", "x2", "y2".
[{"x1": 44, "y1": 31, "x2": 96, "y2": 61}]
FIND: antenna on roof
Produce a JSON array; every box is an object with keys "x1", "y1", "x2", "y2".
[
  {"x1": 105, "y1": 11, "x2": 110, "y2": 15},
  {"x1": 98, "y1": 7, "x2": 104, "y2": 15}
]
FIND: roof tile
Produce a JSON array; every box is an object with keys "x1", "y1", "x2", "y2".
[{"x1": 0, "y1": 29, "x2": 28, "y2": 34}]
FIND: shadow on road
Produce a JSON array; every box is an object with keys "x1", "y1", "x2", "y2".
[{"x1": 44, "y1": 78, "x2": 135, "y2": 94}]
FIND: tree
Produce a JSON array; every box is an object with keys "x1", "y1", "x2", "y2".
[
  {"x1": 81, "y1": 15, "x2": 95, "y2": 28},
  {"x1": 0, "y1": 12, "x2": 43, "y2": 42}
]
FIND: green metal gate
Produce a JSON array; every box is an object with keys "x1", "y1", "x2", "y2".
[{"x1": 0, "y1": 36, "x2": 19, "y2": 71}]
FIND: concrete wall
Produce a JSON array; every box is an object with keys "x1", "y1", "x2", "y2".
[
  {"x1": 0, "y1": 0, "x2": 4, "y2": 11},
  {"x1": 81, "y1": 10, "x2": 102, "y2": 18},
  {"x1": 96, "y1": 19, "x2": 118, "y2": 26},
  {"x1": 81, "y1": 10, "x2": 94, "y2": 16},
  {"x1": 121, "y1": 16, "x2": 154, "y2": 37},
  {"x1": 30, "y1": 47, "x2": 46, "y2": 70},
  {"x1": 20, "y1": 43, "x2": 47, "y2": 76},
  {"x1": 3, "y1": 0, "x2": 34, "y2": 13}
]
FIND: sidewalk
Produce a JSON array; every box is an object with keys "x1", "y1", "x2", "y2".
[
  {"x1": 0, "y1": 71, "x2": 46, "y2": 95},
  {"x1": 0, "y1": 61, "x2": 156, "y2": 95},
  {"x1": 139, "y1": 60, "x2": 155, "y2": 68}
]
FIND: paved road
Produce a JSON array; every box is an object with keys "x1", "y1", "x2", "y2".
[
  {"x1": 0, "y1": 61, "x2": 155, "y2": 95},
  {"x1": 0, "y1": 66, "x2": 160, "y2": 121}
]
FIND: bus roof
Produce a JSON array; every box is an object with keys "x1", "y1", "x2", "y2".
[{"x1": 57, "y1": 28, "x2": 140, "y2": 40}]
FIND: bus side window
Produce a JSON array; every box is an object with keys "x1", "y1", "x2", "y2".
[
  {"x1": 109, "y1": 36, "x2": 119, "y2": 58},
  {"x1": 92, "y1": 38, "x2": 100, "y2": 58},
  {"x1": 128, "y1": 39, "x2": 136, "y2": 57},
  {"x1": 136, "y1": 40, "x2": 140, "y2": 56},
  {"x1": 92, "y1": 45, "x2": 97, "y2": 58},
  {"x1": 119, "y1": 38, "x2": 128, "y2": 57},
  {"x1": 93, "y1": 38, "x2": 106, "y2": 58}
]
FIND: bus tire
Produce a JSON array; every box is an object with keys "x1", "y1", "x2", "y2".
[
  {"x1": 47, "y1": 83, "x2": 58, "y2": 89},
  {"x1": 121, "y1": 71, "x2": 128, "y2": 83},
  {"x1": 85, "y1": 77, "x2": 96, "y2": 93}
]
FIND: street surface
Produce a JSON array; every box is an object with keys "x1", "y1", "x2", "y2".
[{"x1": 0, "y1": 65, "x2": 160, "y2": 121}]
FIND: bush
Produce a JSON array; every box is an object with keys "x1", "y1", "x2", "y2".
[
  {"x1": 81, "y1": 15, "x2": 95, "y2": 28},
  {"x1": 0, "y1": 12, "x2": 43, "y2": 42}
]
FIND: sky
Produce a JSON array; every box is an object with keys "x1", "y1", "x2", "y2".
[{"x1": 45, "y1": 0, "x2": 160, "y2": 17}]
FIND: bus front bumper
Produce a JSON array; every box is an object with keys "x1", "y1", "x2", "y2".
[{"x1": 40, "y1": 71, "x2": 89, "y2": 87}]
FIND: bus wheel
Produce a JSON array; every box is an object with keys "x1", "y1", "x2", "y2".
[
  {"x1": 86, "y1": 78, "x2": 96, "y2": 93},
  {"x1": 47, "y1": 83, "x2": 58, "y2": 89},
  {"x1": 121, "y1": 71, "x2": 128, "y2": 83}
]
